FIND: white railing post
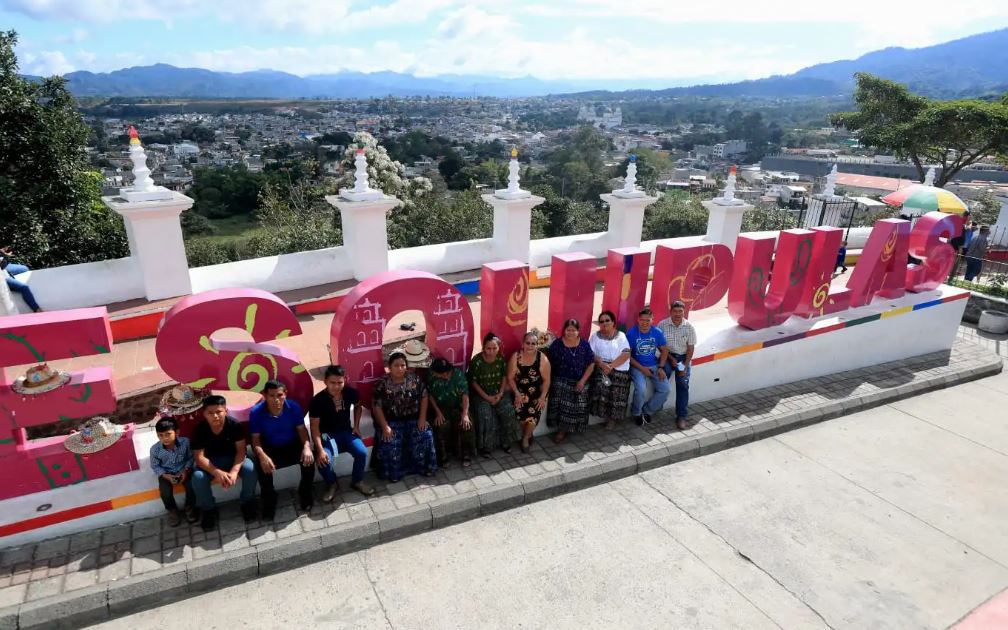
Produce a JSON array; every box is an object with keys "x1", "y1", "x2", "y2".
[
  {"x1": 104, "y1": 127, "x2": 194, "y2": 301},
  {"x1": 702, "y1": 165, "x2": 752, "y2": 253},
  {"x1": 600, "y1": 155, "x2": 657, "y2": 248},
  {"x1": 483, "y1": 148, "x2": 544, "y2": 264},
  {"x1": 325, "y1": 149, "x2": 399, "y2": 281}
]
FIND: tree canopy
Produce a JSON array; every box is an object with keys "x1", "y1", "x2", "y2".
[
  {"x1": 0, "y1": 30, "x2": 128, "y2": 268},
  {"x1": 831, "y1": 73, "x2": 1008, "y2": 186}
]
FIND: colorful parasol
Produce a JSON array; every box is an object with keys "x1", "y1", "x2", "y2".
[{"x1": 881, "y1": 184, "x2": 967, "y2": 214}]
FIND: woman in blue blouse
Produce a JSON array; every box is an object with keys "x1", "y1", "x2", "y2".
[{"x1": 546, "y1": 319, "x2": 595, "y2": 443}]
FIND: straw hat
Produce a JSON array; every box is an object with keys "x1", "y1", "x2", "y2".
[
  {"x1": 11, "y1": 364, "x2": 71, "y2": 395},
  {"x1": 63, "y1": 417, "x2": 126, "y2": 455},
  {"x1": 158, "y1": 384, "x2": 204, "y2": 416},
  {"x1": 394, "y1": 339, "x2": 432, "y2": 368}
]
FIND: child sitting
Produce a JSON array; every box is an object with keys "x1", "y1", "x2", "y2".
[{"x1": 149, "y1": 417, "x2": 199, "y2": 526}]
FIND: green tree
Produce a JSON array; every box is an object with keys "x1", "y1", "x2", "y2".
[
  {"x1": 616, "y1": 149, "x2": 670, "y2": 194},
  {"x1": 641, "y1": 192, "x2": 708, "y2": 240},
  {"x1": 0, "y1": 30, "x2": 128, "y2": 268},
  {"x1": 831, "y1": 73, "x2": 1008, "y2": 186},
  {"x1": 545, "y1": 125, "x2": 612, "y2": 201},
  {"x1": 387, "y1": 189, "x2": 492, "y2": 249}
]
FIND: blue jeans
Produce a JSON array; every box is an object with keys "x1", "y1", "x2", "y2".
[
  {"x1": 964, "y1": 257, "x2": 983, "y2": 282},
  {"x1": 661, "y1": 354, "x2": 691, "y2": 419},
  {"x1": 4, "y1": 264, "x2": 40, "y2": 312},
  {"x1": 192, "y1": 454, "x2": 256, "y2": 510},
  {"x1": 630, "y1": 366, "x2": 671, "y2": 416},
  {"x1": 317, "y1": 431, "x2": 368, "y2": 484}
]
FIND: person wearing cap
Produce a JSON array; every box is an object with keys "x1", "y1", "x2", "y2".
[
  {"x1": 249, "y1": 380, "x2": 316, "y2": 518},
  {"x1": 426, "y1": 357, "x2": 475, "y2": 467},
  {"x1": 657, "y1": 300, "x2": 698, "y2": 430}
]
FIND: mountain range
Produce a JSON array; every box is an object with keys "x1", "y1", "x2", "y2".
[{"x1": 56, "y1": 27, "x2": 1008, "y2": 99}]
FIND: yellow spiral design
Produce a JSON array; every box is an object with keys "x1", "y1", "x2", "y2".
[
  {"x1": 505, "y1": 274, "x2": 529, "y2": 326},
  {"x1": 881, "y1": 231, "x2": 898, "y2": 262},
  {"x1": 812, "y1": 283, "x2": 829, "y2": 310},
  {"x1": 227, "y1": 352, "x2": 279, "y2": 393}
]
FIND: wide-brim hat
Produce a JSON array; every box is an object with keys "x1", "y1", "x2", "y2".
[
  {"x1": 64, "y1": 417, "x2": 126, "y2": 455},
  {"x1": 159, "y1": 384, "x2": 204, "y2": 416},
  {"x1": 11, "y1": 365, "x2": 72, "y2": 395},
  {"x1": 394, "y1": 339, "x2": 432, "y2": 368}
]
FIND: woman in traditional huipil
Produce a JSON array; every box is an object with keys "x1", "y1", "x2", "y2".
[
  {"x1": 426, "y1": 357, "x2": 475, "y2": 468},
  {"x1": 546, "y1": 319, "x2": 595, "y2": 443},
  {"x1": 467, "y1": 333, "x2": 518, "y2": 456},
  {"x1": 371, "y1": 352, "x2": 437, "y2": 482}
]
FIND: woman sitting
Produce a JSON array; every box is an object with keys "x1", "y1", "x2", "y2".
[
  {"x1": 467, "y1": 333, "x2": 518, "y2": 457},
  {"x1": 588, "y1": 310, "x2": 632, "y2": 430},
  {"x1": 426, "y1": 357, "x2": 476, "y2": 468},
  {"x1": 546, "y1": 319, "x2": 595, "y2": 443},
  {"x1": 507, "y1": 331, "x2": 551, "y2": 453},
  {"x1": 371, "y1": 352, "x2": 437, "y2": 482}
]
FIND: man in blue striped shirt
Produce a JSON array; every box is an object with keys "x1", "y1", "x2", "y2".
[{"x1": 149, "y1": 417, "x2": 198, "y2": 527}]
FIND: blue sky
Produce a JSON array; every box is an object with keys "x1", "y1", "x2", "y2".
[{"x1": 5, "y1": 0, "x2": 1008, "y2": 84}]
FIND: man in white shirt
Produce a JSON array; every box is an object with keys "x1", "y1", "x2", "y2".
[{"x1": 657, "y1": 300, "x2": 697, "y2": 430}]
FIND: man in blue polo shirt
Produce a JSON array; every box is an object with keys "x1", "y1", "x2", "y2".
[
  {"x1": 249, "y1": 380, "x2": 315, "y2": 518},
  {"x1": 626, "y1": 308, "x2": 671, "y2": 426}
]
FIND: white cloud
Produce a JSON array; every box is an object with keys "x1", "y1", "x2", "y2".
[{"x1": 20, "y1": 49, "x2": 74, "y2": 75}]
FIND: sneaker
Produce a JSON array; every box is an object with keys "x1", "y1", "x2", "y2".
[
  {"x1": 322, "y1": 482, "x2": 340, "y2": 503},
  {"x1": 185, "y1": 506, "x2": 200, "y2": 524},
  {"x1": 200, "y1": 508, "x2": 218, "y2": 532},
  {"x1": 299, "y1": 500, "x2": 313, "y2": 513},
  {"x1": 166, "y1": 510, "x2": 181, "y2": 528},
  {"x1": 261, "y1": 503, "x2": 275, "y2": 521},
  {"x1": 240, "y1": 501, "x2": 258, "y2": 523},
  {"x1": 351, "y1": 481, "x2": 375, "y2": 496},
  {"x1": 643, "y1": 413, "x2": 652, "y2": 424},
  {"x1": 634, "y1": 415, "x2": 646, "y2": 426}
]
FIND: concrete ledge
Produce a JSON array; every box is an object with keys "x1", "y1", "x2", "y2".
[
  {"x1": 377, "y1": 504, "x2": 433, "y2": 542},
  {"x1": 4, "y1": 342, "x2": 999, "y2": 629},
  {"x1": 17, "y1": 583, "x2": 109, "y2": 629}
]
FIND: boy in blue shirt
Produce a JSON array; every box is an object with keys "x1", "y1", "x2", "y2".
[
  {"x1": 626, "y1": 308, "x2": 671, "y2": 425},
  {"x1": 149, "y1": 417, "x2": 199, "y2": 527},
  {"x1": 249, "y1": 380, "x2": 316, "y2": 519}
]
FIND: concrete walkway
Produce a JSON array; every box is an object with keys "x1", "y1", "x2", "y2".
[
  {"x1": 91, "y1": 366, "x2": 1008, "y2": 630},
  {"x1": 0, "y1": 336, "x2": 1002, "y2": 629}
]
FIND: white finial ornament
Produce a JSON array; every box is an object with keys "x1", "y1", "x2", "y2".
[
  {"x1": 119, "y1": 126, "x2": 173, "y2": 202},
  {"x1": 821, "y1": 164, "x2": 841, "y2": 200},
  {"x1": 713, "y1": 165, "x2": 744, "y2": 206},
  {"x1": 495, "y1": 146, "x2": 531, "y2": 200},
  {"x1": 339, "y1": 148, "x2": 384, "y2": 201},
  {"x1": 923, "y1": 167, "x2": 936, "y2": 187},
  {"x1": 613, "y1": 154, "x2": 645, "y2": 199}
]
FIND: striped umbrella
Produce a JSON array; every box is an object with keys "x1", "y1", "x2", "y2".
[{"x1": 881, "y1": 184, "x2": 968, "y2": 214}]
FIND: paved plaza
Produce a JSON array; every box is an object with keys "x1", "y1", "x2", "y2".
[
  {"x1": 0, "y1": 330, "x2": 1002, "y2": 628},
  {"x1": 90, "y1": 357, "x2": 1008, "y2": 629}
]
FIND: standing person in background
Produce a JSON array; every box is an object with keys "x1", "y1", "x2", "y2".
[
  {"x1": 626, "y1": 308, "x2": 671, "y2": 426},
  {"x1": 964, "y1": 225, "x2": 990, "y2": 282},
  {"x1": 588, "y1": 311, "x2": 631, "y2": 430},
  {"x1": 657, "y1": 301, "x2": 698, "y2": 430},
  {"x1": 1, "y1": 246, "x2": 42, "y2": 312},
  {"x1": 835, "y1": 241, "x2": 848, "y2": 274},
  {"x1": 545, "y1": 319, "x2": 594, "y2": 443},
  {"x1": 467, "y1": 333, "x2": 518, "y2": 457}
]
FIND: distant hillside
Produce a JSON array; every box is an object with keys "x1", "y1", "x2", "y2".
[{"x1": 53, "y1": 27, "x2": 1008, "y2": 99}]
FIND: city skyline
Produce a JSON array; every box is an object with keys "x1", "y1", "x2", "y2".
[{"x1": 5, "y1": 0, "x2": 1008, "y2": 85}]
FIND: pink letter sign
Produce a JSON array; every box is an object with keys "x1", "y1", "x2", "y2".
[
  {"x1": 155, "y1": 289, "x2": 313, "y2": 418},
  {"x1": 0, "y1": 309, "x2": 136, "y2": 500},
  {"x1": 650, "y1": 243, "x2": 733, "y2": 320},
  {"x1": 548, "y1": 252, "x2": 596, "y2": 340},
  {"x1": 728, "y1": 230, "x2": 815, "y2": 330},
  {"x1": 330, "y1": 270, "x2": 475, "y2": 405},
  {"x1": 846, "y1": 218, "x2": 910, "y2": 307},
  {"x1": 795, "y1": 226, "x2": 852, "y2": 318},
  {"x1": 480, "y1": 260, "x2": 529, "y2": 358},
  {"x1": 601, "y1": 248, "x2": 650, "y2": 331},
  {"x1": 906, "y1": 211, "x2": 963, "y2": 293}
]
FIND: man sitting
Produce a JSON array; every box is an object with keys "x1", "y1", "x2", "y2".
[
  {"x1": 191, "y1": 395, "x2": 258, "y2": 530},
  {"x1": 249, "y1": 380, "x2": 316, "y2": 518},
  {"x1": 626, "y1": 308, "x2": 671, "y2": 425}
]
